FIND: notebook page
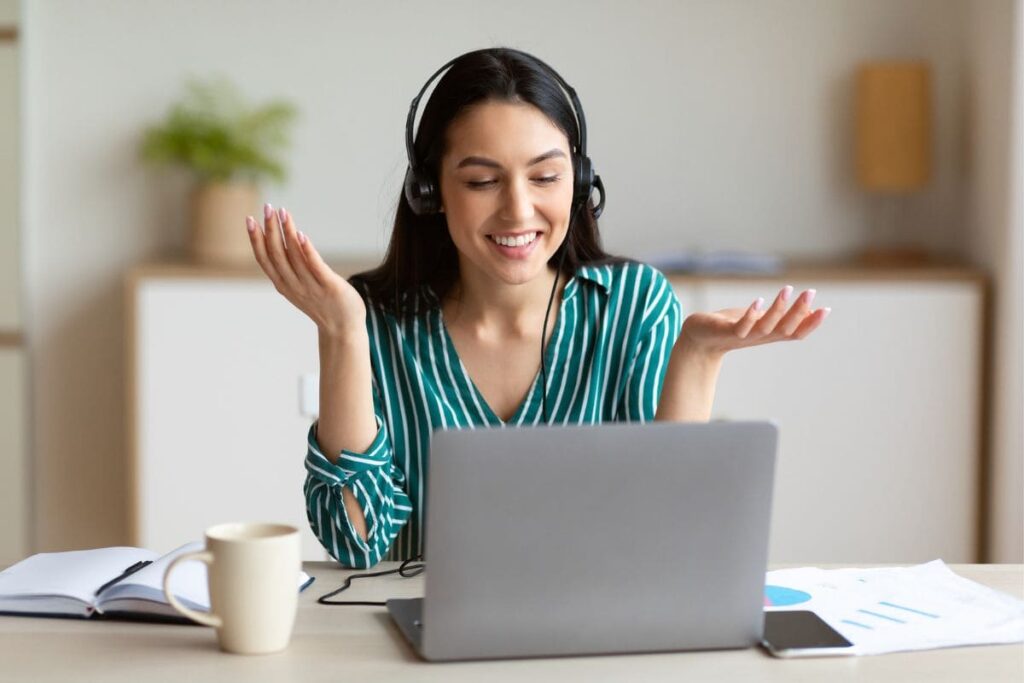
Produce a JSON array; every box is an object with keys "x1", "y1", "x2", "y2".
[
  {"x1": 98, "y1": 541, "x2": 209, "y2": 610},
  {"x1": 99, "y1": 541, "x2": 315, "y2": 613},
  {"x1": 0, "y1": 547, "x2": 158, "y2": 607}
]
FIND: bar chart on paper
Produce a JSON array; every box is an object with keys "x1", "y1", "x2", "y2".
[
  {"x1": 837, "y1": 599, "x2": 941, "y2": 631},
  {"x1": 762, "y1": 561, "x2": 1024, "y2": 655}
]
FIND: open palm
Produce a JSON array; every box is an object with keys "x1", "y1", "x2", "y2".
[{"x1": 681, "y1": 286, "x2": 830, "y2": 355}]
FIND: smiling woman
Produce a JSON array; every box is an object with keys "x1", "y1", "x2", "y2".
[{"x1": 244, "y1": 47, "x2": 828, "y2": 569}]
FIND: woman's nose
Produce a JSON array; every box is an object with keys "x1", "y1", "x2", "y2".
[{"x1": 499, "y1": 177, "x2": 535, "y2": 223}]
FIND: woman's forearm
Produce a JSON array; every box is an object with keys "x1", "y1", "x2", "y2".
[
  {"x1": 654, "y1": 340, "x2": 725, "y2": 422},
  {"x1": 316, "y1": 327, "x2": 377, "y2": 542}
]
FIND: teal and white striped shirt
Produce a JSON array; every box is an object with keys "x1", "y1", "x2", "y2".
[{"x1": 303, "y1": 260, "x2": 683, "y2": 568}]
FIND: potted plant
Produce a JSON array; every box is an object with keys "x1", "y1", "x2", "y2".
[{"x1": 141, "y1": 78, "x2": 298, "y2": 265}]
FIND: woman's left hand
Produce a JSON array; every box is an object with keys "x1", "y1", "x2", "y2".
[{"x1": 680, "y1": 286, "x2": 830, "y2": 357}]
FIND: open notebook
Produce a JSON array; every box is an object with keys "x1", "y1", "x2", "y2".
[{"x1": 0, "y1": 541, "x2": 315, "y2": 625}]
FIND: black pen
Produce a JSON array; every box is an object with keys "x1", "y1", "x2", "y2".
[{"x1": 94, "y1": 560, "x2": 153, "y2": 597}]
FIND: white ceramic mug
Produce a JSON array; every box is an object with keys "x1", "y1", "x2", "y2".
[{"x1": 163, "y1": 522, "x2": 301, "y2": 654}]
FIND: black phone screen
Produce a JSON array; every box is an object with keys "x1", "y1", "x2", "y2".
[{"x1": 762, "y1": 610, "x2": 853, "y2": 651}]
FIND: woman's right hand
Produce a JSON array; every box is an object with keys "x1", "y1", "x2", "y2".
[{"x1": 246, "y1": 203, "x2": 366, "y2": 339}]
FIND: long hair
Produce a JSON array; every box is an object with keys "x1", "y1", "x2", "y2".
[{"x1": 351, "y1": 48, "x2": 628, "y2": 316}]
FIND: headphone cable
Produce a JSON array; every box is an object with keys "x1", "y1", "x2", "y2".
[
  {"x1": 317, "y1": 555, "x2": 425, "y2": 606},
  {"x1": 541, "y1": 199, "x2": 585, "y2": 424}
]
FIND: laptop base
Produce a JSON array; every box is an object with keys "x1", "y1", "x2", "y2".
[{"x1": 386, "y1": 597, "x2": 424, "y2": 653}]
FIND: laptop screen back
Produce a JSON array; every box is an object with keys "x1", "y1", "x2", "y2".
[{"x1": 419, "y1": 420, "x2": 777, "y2": 661}]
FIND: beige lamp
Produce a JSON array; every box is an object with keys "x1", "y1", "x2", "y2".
[{"x1": 855, "y1": 61, "x2": 932, "y2": 264}]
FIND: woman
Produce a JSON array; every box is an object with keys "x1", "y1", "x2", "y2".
[{"x1": 245, "y1": 48, "x2": 829, "y2": 569}]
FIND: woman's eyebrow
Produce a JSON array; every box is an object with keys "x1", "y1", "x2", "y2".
[{"x1": 456, "y1": 149, "x2": 567, "y2": 169}]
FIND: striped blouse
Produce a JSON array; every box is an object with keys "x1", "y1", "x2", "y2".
[{"x1": 303, "y1": 260, "x2": 683, "y2": 568}]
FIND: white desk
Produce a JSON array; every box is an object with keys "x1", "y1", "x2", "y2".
[{"x1": 1, "y1": 563, "x2": 1021, "y2": 682}]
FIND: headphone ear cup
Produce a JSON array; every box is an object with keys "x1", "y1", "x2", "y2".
[
  {"x1": 590, "y1": 175, "x2": 605, "y2": 219},
  {"x1": 404, "y1": 166, "x2": 440, "y2": 215},
  {"x1": 573, "y1": 156, "x2": 596, "y2": 211}
]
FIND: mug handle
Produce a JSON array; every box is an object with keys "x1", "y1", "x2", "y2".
[{"x1": 162, "y1": 550, "x2": 223, "y2": 628}]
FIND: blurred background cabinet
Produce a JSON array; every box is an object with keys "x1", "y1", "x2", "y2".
[
  {"x1": 0, "y1": 349, "x2": 27, "y2": 567},
  {"x1": 127, "y1": 262, "x2": 985, "y2": 564},
  {"x1": 674, "y1": 268, "x2": 985, "y2": 563},
  {"x1": 127, "y1": 266, "x2": 328, "y2": 560}
]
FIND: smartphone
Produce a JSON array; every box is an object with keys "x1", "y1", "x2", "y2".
[{"x1": 761, "y1": 610, "x2": 855, "y2": 658}]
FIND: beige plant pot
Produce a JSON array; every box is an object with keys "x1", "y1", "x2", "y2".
[{"x1": 190, "y1": 180, "x2": 261, "y2": 266}]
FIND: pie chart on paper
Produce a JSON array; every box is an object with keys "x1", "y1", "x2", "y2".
[{"x1": 764, "y1": 585, "x2": 812, "y2": 607}]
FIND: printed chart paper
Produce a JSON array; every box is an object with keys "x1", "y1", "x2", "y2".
[{"x1": 764, "y1": 560, "x2": 1024, "y2": 655}]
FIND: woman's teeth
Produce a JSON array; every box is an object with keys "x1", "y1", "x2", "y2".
[{"x1": 489, "y1": 232, "x2": 538, "y2": 247}]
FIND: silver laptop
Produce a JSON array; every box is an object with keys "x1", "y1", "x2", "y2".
[{"x1": 386, "y1": 420, "x2": 777, "y2": 662}]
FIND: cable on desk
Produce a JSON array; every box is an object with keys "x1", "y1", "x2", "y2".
[{"x1": 317, "y1": 555, "x2": 425, "y2": 606}]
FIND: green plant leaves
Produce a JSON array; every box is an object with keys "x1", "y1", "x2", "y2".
[{"x1": 140, "y1": 78, "x2": 298, "y2": 184}]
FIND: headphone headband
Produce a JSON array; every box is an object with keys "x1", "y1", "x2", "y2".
[
  {"x1": 404, "y1": 48, "x2": 588, "y2": 172},
  {"x1": 403, "y1": 48, "x2": 604, "y2": 218}
]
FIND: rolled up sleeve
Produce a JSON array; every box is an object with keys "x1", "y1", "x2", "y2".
[{"x1": 303, "y1": 414, "x2": 413, "y2": 569}]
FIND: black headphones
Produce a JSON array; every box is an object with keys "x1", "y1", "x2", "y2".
[{"x1": 403, "y1": 48, "x2": 605, "y2": 220}]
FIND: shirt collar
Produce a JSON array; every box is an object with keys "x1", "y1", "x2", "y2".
[
  {"x1": 572, "y1": 263, "x2": 612, "y2": 295},
  {"x1": 422, "y1": 263, "x2": 612, "y2": 307}
]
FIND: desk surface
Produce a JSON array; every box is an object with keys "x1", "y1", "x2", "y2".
[{"x1": 1, "y1": 563, "x2": 1021, "y2": 682}]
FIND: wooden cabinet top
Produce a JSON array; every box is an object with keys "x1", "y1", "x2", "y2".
[{"x1": 126, "y1": 257, "x2": 987, "y2": 285}]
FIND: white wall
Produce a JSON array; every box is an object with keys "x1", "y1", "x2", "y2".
[
  {"x1": 966, "y1": 0, "x2": 1024, "y2": 563},
  {"x1": 26, "y1": 0, "x2": 971, "y2": 260},
  {"x1": 1010, "y1": 0, "x2": 1024, "y2": 565},
  {"x1": 20, "y1": 0, "x2": 1006, "y2": 552}
]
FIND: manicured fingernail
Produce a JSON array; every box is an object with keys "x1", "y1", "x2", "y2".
[
  {"x1": 245, "y1": 216, "x2": 256, "y2": 233},
  {"x1": 806, "y1": 289, "x2": 817, "y2": 305},
  {"x1": 781, "y1": 285, "x2": 793, "y2": 302},
  {"x1": 822, "y1": 307, "x2": 831, "y2": 318},
  {"x1": 279, "y1": 207, "x2": 288, "y2": 225},
  {"x1": 753, "y1": 297, "x2": 764, "y2": 311},
  {"x1": 264, "y1": 203, "x2": 273, "y2": 220},
  {"x1": 298, "y1": 231, "x2": 306, "y2": 245}
]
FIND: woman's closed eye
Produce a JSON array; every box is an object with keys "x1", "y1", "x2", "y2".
[{"x1": 465, "y1": 175, "x2": 561, "y2": 189}]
